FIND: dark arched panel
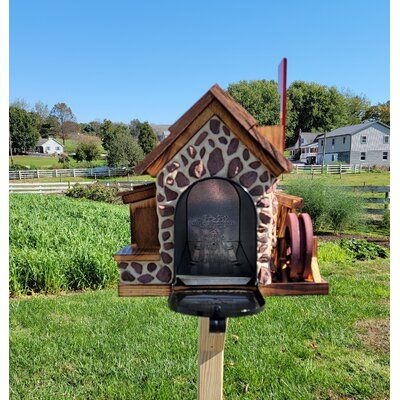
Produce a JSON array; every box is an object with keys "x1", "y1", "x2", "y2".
[{"x1": 174, "y1": 177, "x2": 257, "y2": 285}]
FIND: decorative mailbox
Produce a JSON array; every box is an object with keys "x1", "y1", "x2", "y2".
[{"x1": 114, "y1": 80, "x2": 328, "y2": 399}]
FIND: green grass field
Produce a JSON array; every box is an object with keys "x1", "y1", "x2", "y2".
[
  {"x1": 279, "y1": 171, "x2": 390, "y2": 186},
  {"x1": 10, "y1": 155, "x2": 61, "y2": 169},
  {"x1": 10, "y1": 247, "x2": 389, "y2": 399},
  {"x1": 9, "y1": 195, "x2": 130, "y2": 295},
  {"x1": 62, "y1": 136, "x2": 105, "y2": 154},
  {"x1": 9, "y1": 155, "x2": 107, "y2": 170}
]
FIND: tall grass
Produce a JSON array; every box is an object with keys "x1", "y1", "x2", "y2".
[
  {"x1": 284, "y1": 179, "x2": 363, "y2": 232},
  {"x1": 9, "y1": 195, "x2": 130, "y2": 295}
]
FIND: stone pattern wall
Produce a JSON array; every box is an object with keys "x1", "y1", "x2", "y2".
[{"x1": 119, "y1": 116, "x2": 279, "y2": 285}]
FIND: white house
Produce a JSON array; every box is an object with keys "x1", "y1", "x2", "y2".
[
  {"x1": 286, "y1": 131, "x2": 322, "y2": 164},
  {"x1": 36, "y1": 138, "x2": 64, "y2": 155}
]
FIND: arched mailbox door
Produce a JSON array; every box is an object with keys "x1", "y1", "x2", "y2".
[{"x1": 169, "y1": 178, "x2": 265, "y2": 329}]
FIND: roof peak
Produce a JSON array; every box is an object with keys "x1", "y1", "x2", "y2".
[{"x1": 135, "y1": 84, "x2": 292, "y2": 176}]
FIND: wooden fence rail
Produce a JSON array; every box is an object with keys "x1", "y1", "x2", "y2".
[
  {"x1": 9, "y1": 181, "x2": 153, "y2": 194},
  {"x1": 279, "y1": 185, "x2": 390, "y2": 218},
  {"x1": 290, "y1": 164, "x2": 363, "y2": 174},
  {"x1": 10, "y1": 182, "x2": 389, "y2": 218},
  {"x1": 9, "y1": 167, "x2": 132, "y2": 180}
]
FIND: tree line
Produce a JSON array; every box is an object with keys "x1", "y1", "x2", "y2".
[
  {"x1": 227, "y1": 80, "x2": 390, "y2": 146},
  {"x1": 9, "y1": 99, "x2": 158, "y2": 168},
  {"x1": 10, "y1": 80, "x2": 389, "y2": 168}
]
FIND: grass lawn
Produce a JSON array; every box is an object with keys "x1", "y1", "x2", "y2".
[
  {"x1": 279, "y1": 171, "x2": 390, "y2": 187},
  {"x1": 10, "y1": 155, "x2": 61, "y2": 169},
  {"x1": 62, "y1": 136, "x2": 105, "y2": 154},
  {"x1": 10, "y1": 244, "x2": 389, "y2": 399}
]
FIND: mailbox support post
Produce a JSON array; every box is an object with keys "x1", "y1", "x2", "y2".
[{"x1": 198, "y1": 317, "x2": 227, "y2": 400}]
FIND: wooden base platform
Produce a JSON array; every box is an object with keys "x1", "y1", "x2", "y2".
[{"x1": 118, "y1": 279, "x2": 329, "y2": 297}]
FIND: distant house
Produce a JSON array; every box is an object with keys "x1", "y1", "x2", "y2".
[
  {"x1": 286, "y1": 131, "x2": 322, "y2": 164},
  {"x1": 36, "y1": 137, "x2": 64, "y2": 155},
  {"x1": 316, "y1": 121, "x2": 390, "y2": 166},
  {"x1": 150, "y1": 124, "x2": 170, "y2": 141}
]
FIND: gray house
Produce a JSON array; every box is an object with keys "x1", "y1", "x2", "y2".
[
  {"x1": 287, "y1": 131, "x2": 322, "y2": 164},
  {"x1": 316, "y1": 121, "x2": 390, "y2": 166},
  {"x1": 36, "y1": 137, "x2": 64, "y2": 155}
]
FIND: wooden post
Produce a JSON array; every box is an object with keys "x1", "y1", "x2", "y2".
[{"x1": 198, "y1": 317, "x2": 226, "y2": 400}]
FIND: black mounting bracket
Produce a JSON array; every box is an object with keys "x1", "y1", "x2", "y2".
[{"x1": 209, "y1": 318, "x2": 226, "y2": 333}]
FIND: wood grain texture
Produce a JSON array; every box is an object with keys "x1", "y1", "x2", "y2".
[
  {"x1": 276, "y1": 192, "x2": 304, "y2": 210},
  {"x1": 118, "y1": 283, "x2": 170, "y2": 296},
  {"x1": 133, "y1": 207, "x2": 159, "y2": 250},
  {"x1": 114, "y1": 244, "x2": 160, "y2": 261},
  {"x1": 198, "y1": 317, "x2": 226, "y2": 400},
  {"x1": 117, "y1": 280, "x2": 329, "y2": 297},
  {"x1": 254, "y1": 125, "x2": 284, "y2": 153},
  {"x1": 119, "y1": 183, "x2": 156, "y2": 204}
]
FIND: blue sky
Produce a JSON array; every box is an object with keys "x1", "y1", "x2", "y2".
[{"x1": 10, "y1": 0, "x2": 389, "y2": 124}]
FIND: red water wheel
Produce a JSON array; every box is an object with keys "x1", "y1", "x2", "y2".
[
  {"x1": 283, "y1": 212, "x2": 314, "y2": 281},
  {"x1": 298, "y1": 213, "x2": 314, "y2": 281},
  {"x1": 284, "y1": 213, "x2": 302, "y2": 281}
]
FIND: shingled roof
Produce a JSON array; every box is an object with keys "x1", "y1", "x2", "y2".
[
  {"x1": 324, "y1": 121, "x2": 389, "y2": 138},
  {"x1": 135, "y1": 84, "x2": 292, "y2": 176}
]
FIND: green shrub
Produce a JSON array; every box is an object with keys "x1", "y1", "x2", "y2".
[
  {"x1": 9, "y1": 163, "x2": 30, "y2": 170},
  {"x1": 285, "y1": 179, "x2": 363, "y2": 232},
  {"x1": 9, "y1": 194, "x2": 130, "y2": 295},
  {"x1": 339, "y1": 239, "x2": 388, "y2": 260},
  {"x1": 318, "y1": 242, "x2": 353, "y2": 265},
  {"x1": 285, "y1": 180, "x2": 328, "y2": 230},
  {"x1": 381, "y1": 208, "x2": 390, "y2": 231},
  {"x1": 66, "y1": 183, "x2": 119, "y2": 203},
  {"x1": 74, "y1": 141, "x2": 101, "y2": 162},
  {"x1": 325, "y1": 187, "x2": 363, "y2": 232}
]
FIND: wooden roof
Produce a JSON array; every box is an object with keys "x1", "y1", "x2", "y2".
[
  {"x1": 135, "y1": 84, "x2": 293, "y2": 176},
  {"x1": 118, "y1": 182, "x2": 156, "y2": 204}
]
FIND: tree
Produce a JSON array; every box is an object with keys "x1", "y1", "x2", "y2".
[
  {"x1": 10, "y1": 98, "x2": 30, "y2": 111},
  {"x1": 82, "y1": 120, "x2": 102, "y2": 136},
  {"x1": 107, "y1": 131, "x2": 144, "y2": 167},
  {"x1": 138, "y1": 121, "x2": 157, "y2": 154},
  {"x1": 39, "y1": 116, "x2": 60, "y2": 138},
  {"x1": 50, "y1": 103, "x2": 76, "y2": 144},
  {"x1": 363, "y1": 101, "x2": 390, "y2": 125},
  {"x1": 74, "y1": 141, "x2": 101, "y2": 162},
  {"x1": 287, "y1": 81, "x2": 349, "y2": 138},
  {"x1": 342, "y1": 92, "x2": 370, "y2": 125},
  {"x1": 227, "y1": 80, "x2": 280, "y2": 126},
  {"x1": 227, "y1": 79, "x2": 297, "y2": 144},
  {"x1": 129, "y1": 118, "x2": 142, "y2": 138},
  {"x1": 34, "y1": 101, "x2": 50, "y2": 120},
  {"x1": 9, "y1": 106, "x2": 40, "y2": 154},
  {"x1": 62, "y1": 120, "x2": 80, "y2": 136},
  {"x1": 100, "y1": 120, "x2": 130, "y2": 151}
]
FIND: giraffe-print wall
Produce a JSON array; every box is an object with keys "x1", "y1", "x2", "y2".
[{"x1": 118, "y1": 116, "x2": 279, "y2": 285}]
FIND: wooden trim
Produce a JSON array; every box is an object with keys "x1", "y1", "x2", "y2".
[
  {"x1": 276, "y1": 192, "x2": 304, "y2": 211},
  {"x1": 114, "y1": 244, "x2": 160, "y2": 261},
  {"x1": 129, "y1": 197, "x2": 156, "y2": 209},
  {"x1": 119, "y1": 183, "x2": 156, "y2": 204},
  {"x1": 147, "y1": 106, "x2": 215, "y2": 177},
  {"x1": 258, "y1": 125, "x2": 284, "y2": 153},
  {"x1": 118, "y1": 279, "x2": 329, "y2": 297},
  {"x1": 118, "y1": 283, "x2": 170, "y2": 296},
  {"x1": 135, "y1": 83, "x2": 293, "y2": 176}
]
